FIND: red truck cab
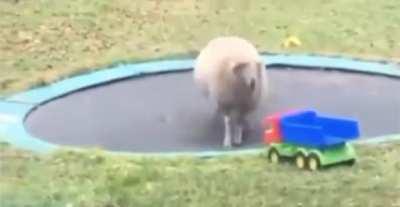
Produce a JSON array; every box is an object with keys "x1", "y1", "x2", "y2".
[
  {"x1": 263, "y1": 113, "x2": 283, "y2": 144},
  {"x1": 263, "y1": 110, "x2": 298, "y2": 144}
]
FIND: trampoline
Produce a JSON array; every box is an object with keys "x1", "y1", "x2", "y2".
[{"x1": 1, "y1": 53, "x2": 399, "y2": 156}]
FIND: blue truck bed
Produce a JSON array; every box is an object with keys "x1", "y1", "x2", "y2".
[{"x1": 280, "y1": 110, "x2": 360, "y2": 149}]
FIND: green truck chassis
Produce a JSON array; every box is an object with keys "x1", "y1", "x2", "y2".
[{"x1": 267, "y1": 143, "x2": 357, "y2": 171}]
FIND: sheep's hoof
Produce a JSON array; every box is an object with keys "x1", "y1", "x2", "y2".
[
  {"x1": 223, "y1": 141, "x2": 232, "y2": 148},
  {"x1": 233, "y1": 139, "x2": 242, "y2": 146}
]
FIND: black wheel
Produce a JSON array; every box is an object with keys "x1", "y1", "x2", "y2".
[
  {"x1": 308, "y1": 153, "x2": 321, "y2": 171},
  {"x1": 267, "y1": 147, "x2": 280, "y2": 164},
  {"x1": 295, "y1": 152, "x2": 307, "y2": 169},
  {"x1": 344, "y1": 159, "x2": 356, "y2": 166}
]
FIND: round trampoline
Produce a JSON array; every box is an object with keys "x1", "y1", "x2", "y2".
[{"x1": 1, "y1": 54, "x2": 399, "y2": 155}]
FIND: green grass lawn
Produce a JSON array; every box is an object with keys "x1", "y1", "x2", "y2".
[
  {"x1": 1, "y1": 0, "x2": 400, "y2": 206},
  {"x1": 0, "y1": 0, "x2": 399, "y2": 95},
  {"x1": 1, "y1": 142, "x2": 399, "y2": 207}
]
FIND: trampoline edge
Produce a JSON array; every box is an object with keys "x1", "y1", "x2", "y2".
[{"x1": 0, "y1": 53, "x2": 399, "y2": 157}]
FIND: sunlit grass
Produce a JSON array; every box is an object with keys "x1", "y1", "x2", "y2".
[{"x1": 1, "y1": 0, "x2": 399, "y2": 94}]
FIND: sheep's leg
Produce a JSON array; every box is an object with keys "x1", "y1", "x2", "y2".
[
  {"x1": 233, "y1": 123, "x2": 243, "y2": 145},
  {"x1": 223, "y1": 115, "x2": 233, "y2": 148}
]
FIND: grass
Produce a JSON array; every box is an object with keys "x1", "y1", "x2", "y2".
[
  {"x1": 0, "y1": 141, "x2": 399, "y2": 207},
  {"x1": 1, "y1": 1, "x2": 400, "y2": 206},
  {"x1": 1, "y1": 0, "x2": 400, "y2": 95}
]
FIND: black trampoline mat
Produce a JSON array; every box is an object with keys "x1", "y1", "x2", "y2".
[{"x1": 25, "y1": 67, "x2": 400, "y2": 153}]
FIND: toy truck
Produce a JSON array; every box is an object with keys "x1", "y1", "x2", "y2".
[{"x1": 263, "y1": 109, "x2": 360, "y2": 171}]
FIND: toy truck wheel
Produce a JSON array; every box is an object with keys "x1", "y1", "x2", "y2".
[
  {"x1": 344, "y1": 159, "x2": 356, "y2": 166},
  {"x1": 267, "y1": 147, "x2": 280, "y2": 164},
  {"x1": 308, "y1": 154, "x2": 321, "y2": 171},
  {"x1": 295, "y1": 152, "x2": 307, "y2": 169}
]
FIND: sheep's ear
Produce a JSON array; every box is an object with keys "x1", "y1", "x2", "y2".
[
  {"x1": 232, "y1": 62, "x2": 248, "y2": 76},
  {"x1": 250, "y1": 78, "x2": 256, "y2": 91}
]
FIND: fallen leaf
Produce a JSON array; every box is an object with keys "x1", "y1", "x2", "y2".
[{"x1": 282, "y1": 35, "x2": 302, "y2": 48}]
